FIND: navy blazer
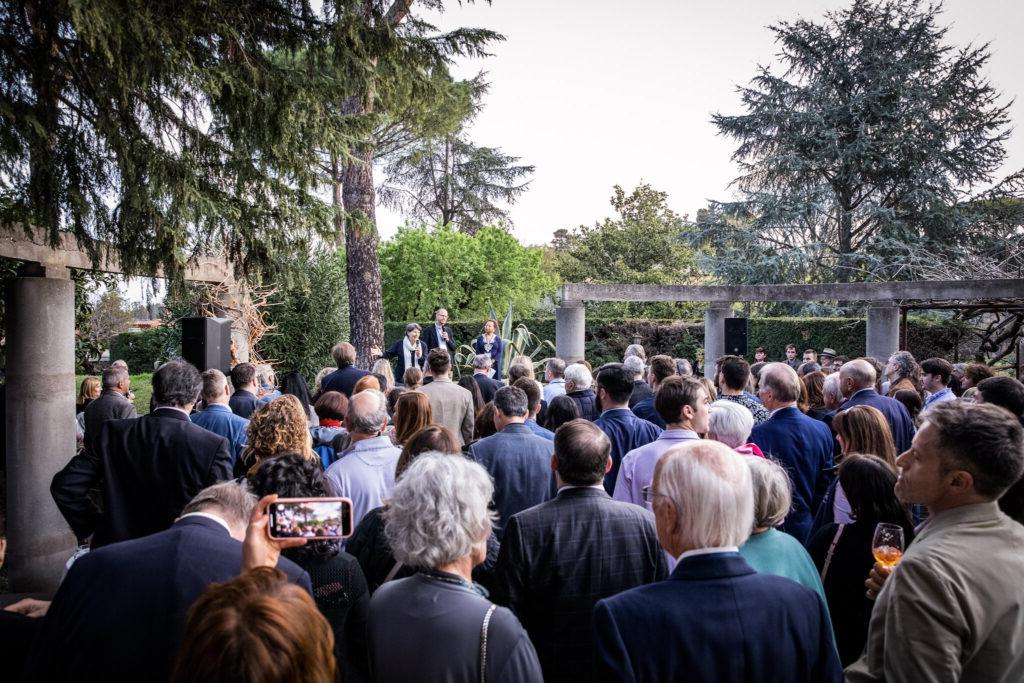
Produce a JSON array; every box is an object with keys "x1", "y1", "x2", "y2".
[
  {"x1": 567, "y1": 389, "x2": 599, "y2": 421},
  {"x1": 382, "y1": 338, "x2": 427, "y2": 379},
  {"x1": 593, "y1": 553, "x2": 841, "y2": 683},
  {"x1": 492, "y1": 487, "x2": 667, "y2": 682},
  {"x1": 839, "y1": 388, "x2": 916, "y2": 454},
  {"x1": 23, "y1": 516, "x2": 310, "y2": 683},
  {"x1": 473, "y1": 372, "x2": 503, "y2": 404},
  {"x1": 52, "y1": 408, "x2": 233, "y2": 547},
  {"x1": 470, "y1": 423, "x2": 555, "y2": 539},
  {"x1": 630, "y1": 397, "x2": 666, "y2": 428},
  {"x1": 422, "y1": 322, "x2": 457, "y2": 355},
  {"x1": 749, "y1": 406, "x2": 833, "y2": 544},
  {"x1": 593, "y1": 408, "x2": 663, "y2": 494},
  {"x1": 228, "y1": 388, "x2": 261, "y2": 419},
  {"x1": 320, "y1": 365, "x2": 372, "y2": 398}
]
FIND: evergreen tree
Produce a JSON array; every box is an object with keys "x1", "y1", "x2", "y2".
[
  {"x1": 697, "y1": 0, "x2": 1014, "y2": 284},
  {"x1": 0, "y1": 0, "x2": 369, "y2": 281}
]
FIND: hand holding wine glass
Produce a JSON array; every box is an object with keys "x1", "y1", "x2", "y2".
[{"x1": 872, "y1": 522, "x2": 905, "y2": 568}]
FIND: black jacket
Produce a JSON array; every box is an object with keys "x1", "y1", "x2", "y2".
[
  {"x1": 321, "y1": 365, "x2": 373, "y2": 398},
  {"x1": 51, "y1": 408, "x2": 233, "y2": 547},
  {"x1": 382, "y1": 338, "x2": 427, "y2": 379},
  {"x1": 82, "y1": 389, "x2": 137, "y2": 455},
  {"x1": 473, "y1": 372, "x2": 503, "y2": 404},
  {"x1": 627, "y1": 380, "x2": 655, "y2": 409},
  {"x1": 491, "y1": 487, "x2": 667, "y2": 682},
  {"x1": 567, "y1": 389, "x2": 599, "y2": 421},
  {"x1": 228, "y1": 388, "x2": 261, "y2": 419},
  {"x1": 422, "y1": 323, "x2": 456, "y2": 355},
  {"x1": 21, "y1": 516, "x2": 309, "y2": 683}
]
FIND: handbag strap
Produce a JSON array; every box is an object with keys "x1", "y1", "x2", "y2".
[
  {"x1": 384, "y1": 560, "x2": 404, "y2": 583},
  {"x1": 819, "y1": 523, "x2": 845, "y2": 582},
  {"x1": 479, "y1": 604, "x2": 498, "y2": 683}
]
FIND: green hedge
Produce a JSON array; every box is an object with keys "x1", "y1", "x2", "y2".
[
  {"x1": 109, "y1": 329, "x2": 168, "y2": 372},
  {"x1": 385, "y1": 316, "x2": 968, "y2": 368}
]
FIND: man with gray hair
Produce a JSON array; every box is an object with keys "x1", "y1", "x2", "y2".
[
  {"x1": 325, "y1": 389, "x2": 401, "y2": 527},
  {"x1": 748, "y1": 362, "x2": 834, "y2": 544},
  {"x1": 471, "y1": 353, "x2": 502, "y2": 404},
  {"x1": 543, "y1": 357, "x2": 567, "y2": 403},
  {"x1": 191, "y1": 369, "x2": 249, "y2": 466},
  {"x1": 470, "y1": 386, "x2": 555, "y2": 539},
  {"x1": 53, "y1": 359, "x2": 233, "y2": 548},
  {"x1": 593, "y1": 441, "x2": 840, "y2": 681},
  {"x1": 82, "y1": 364, "x2": 137, "y2": 455},
  {"x1": 822, "y1": 372, "x2": 845, "y2": 412},
  {"x1": 624, "y1": 355, "x2": 654, "y2": 408},
  {"x1": 564, "y1": 363, "x2": 598, "y2": 420},
  {"x1": 21, "y1": 482, "x2": 309, "y2": 682}
]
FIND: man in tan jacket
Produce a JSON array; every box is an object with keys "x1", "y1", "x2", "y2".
[
  {"x1": 846, "y1": 400, "x2": 1024, "y2": 683},
  {"x1": 420, "y1": 348, "x2": 474, "y2": 446}
]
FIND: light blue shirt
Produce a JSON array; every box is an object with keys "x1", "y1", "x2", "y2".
[
  {"x1": 325, "y1": 435, "x2": 401, "y2": 528},
  {"x1": 923, "y1": 387, "x2": 955, "y2": 412},
  {"x1": 543, "y1": 378, "x2": 567, "y2": 403}
]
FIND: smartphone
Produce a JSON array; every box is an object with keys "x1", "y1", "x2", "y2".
[{"x1": 268, "y1": 497, "x2": 354, "y2": 540}]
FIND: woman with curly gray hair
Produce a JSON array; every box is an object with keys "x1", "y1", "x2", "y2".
[
  {"x1": 884, "y1": 350, "x2": 921, "y2": 397},
  {"x1": 367, "y1": 453, "x2": 542, "y2": 682}
]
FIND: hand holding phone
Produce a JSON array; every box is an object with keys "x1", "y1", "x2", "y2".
[{"x1": 268, "y1": 497, "x2": 354, "y2": 541}]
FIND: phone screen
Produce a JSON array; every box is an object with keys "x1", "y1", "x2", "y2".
[{"x1": 268, "y1": 498, "x2": 354, "y2": 540}]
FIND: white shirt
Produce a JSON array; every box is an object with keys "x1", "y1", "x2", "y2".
[
  {"x1": 677, "y1": 546, "x2": 740, "y2": 562},
  {"x1": 178, "y1": 511, "x2": 233, "y2": 536}
]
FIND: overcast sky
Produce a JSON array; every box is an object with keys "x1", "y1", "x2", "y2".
[{"x1": 375, "y1": 0, "x2": 1024, "y2": 246}]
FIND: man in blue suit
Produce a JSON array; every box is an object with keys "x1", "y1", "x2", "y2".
[
  {"x1": 21, "y1": 483, "x2": 310, "y2": 683},
  {"x1": 191, "y1": 369, "x2": 249, "y2": 466},
  {"x1": 594, "y1": 365, "x2": 662, "y2": 494},
  {"x1": 838, "y1": 359, "x2": 916, "y2": 454},
  {"x1": 593, "y1": 440, "x2": 841, "y2": 683},
  {"x1": 470, "y1": 385, "x2": 555, "y2": 539},
  {"x1": 749, "y1": 362, "x2": 834, "y2": 543}
]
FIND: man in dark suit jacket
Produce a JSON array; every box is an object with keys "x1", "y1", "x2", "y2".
[
  {"x1": 593, "y1": 440, "x2": 841, "y2": 683},
  {"x1": 471, "y1": 353, "x2": 503, "y2": 403},
  {"x1": 492, "y1": 419, "x2": 666, "y2": 682},
  {"x1": 21, "y1": 483, "x2": 310, "y2": 683},
  {"x1": 422, "y1": 307, "x2": 457, "y2": 355},
  {"x1": 838, "y1": 358, "x2": 916, "y2": 454},
  {"x1": 593, "y1": 365, "x2": 662, "y2": 493},
  {"x1": 470, "y1": 386, "x2": 555, "y2": 539},
  {"x1": 82, "y1": 366, "x2": 137, "y2": 454},
  {"x1": 320, "y1": 341, "x2": 372, "y2": 398},
  {"x1": 228, "y1": 361, "x2": 262, "y2": 418},
  {"x1": 749, "y1": 363, "x2": 834, "y2": 544},
  {"x1": 51, "y1": 359, "x2": 233, "y2": 548}
]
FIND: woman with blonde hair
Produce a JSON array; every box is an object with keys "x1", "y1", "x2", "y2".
[
  {"x1": 237, "y1": 395, "x2": 317, "y2": 478},
  {"x1": 810, "y1": 404, "x2": 897, "y2": 535},
  {"x1": 372, "y1": 359, "x2": 396, "y2": 394},
  {"x1": 392, "y1": 391, "x2": 433, "y2": 446},
  {"x1": 77, "y1": 376, "x2": 101, "y2": 414}
]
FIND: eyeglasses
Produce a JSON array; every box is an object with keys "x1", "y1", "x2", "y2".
[{"x1": 641, "y1": 485, "x2": 669, "y2": 504}]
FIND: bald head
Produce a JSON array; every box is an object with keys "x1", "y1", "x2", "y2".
[
  {"x1": 346, "y1": 389, "x2": 389, "y2": 435},
  {"x1": 840, "y1": 359, "x2": 876, "y2": 393}
]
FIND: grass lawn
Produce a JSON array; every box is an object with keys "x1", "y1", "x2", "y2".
[{"x1": 75, "y1": 373, "x2": 153, "y2": 415}]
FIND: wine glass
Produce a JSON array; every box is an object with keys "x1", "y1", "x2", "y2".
[{"x1": 872, "y1": 523, "x2": 905, "y2": 568}]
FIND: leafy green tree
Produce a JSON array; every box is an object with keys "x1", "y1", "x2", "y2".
[
  {"x1": 697, "y1": 0, "x2": 1014, "y2": 284},
  {"x1": 555, "y1": 184, "x2": 704, "y2": 318},
  {"x1": 380, "y1": 224, "x2": 557, "y2": 321},
  {"x1": 81, "y1": 289, "x2": 134, "y2": 359},
  {"x1": 0, "y1": 0, "x2": 368, "y2": 281}
]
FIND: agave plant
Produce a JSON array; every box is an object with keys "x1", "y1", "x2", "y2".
[{"x1": 454, "y1": 302, "x2": 555, "y2": 381}]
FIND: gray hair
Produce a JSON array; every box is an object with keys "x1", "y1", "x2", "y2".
[
  {"x1": 346, "y1": 389, "x2": 389, "y2": 434},
  {"x1": 887, "y1": 350, "x2": 918, "y2": 380},
  {"x1": 102, "y1": 366, "x2": 129, "y2": 390},
  {"x1": 564, "y1": 363, "x2": 593, "y2": 391},
  {"x1": 182, "y1": 482, "x2": 257, "y2": 537},
  {"x1": 758, "y1": 362, "x2": 801, "y2": 403},
  {"x1": 823, "y1": 372, "x2": 844, "y2": 403},
  {"x1": 494, "y1": 386, "x2": 529, "y2": 418},
  {"x1": 624, "y1": 344, "x2": 647, "y2": 361},
  {"x1": 745, "y1": 456, "x2": 792, "y2": 530},
  {"x1": 675, "y1": 358, "x2": 692, "y2": 376},
  {"x1": 797, "y1": 361, "x2": 821, "y2": 377},
  {"x1": 708, "y1": 400, "x2": 754, "y2": 449},
  {"x1": 404, "y1": 322, "x2": 421, "y2": 335},
  {"x1": 623, "y1": 355, "x2": 646, "y2": 379},
  {"x1": 471, "y1": 353, "x2": 493, "y2": 370},
  {"x1": 201, "y1": 369, "x2": 228, "y2": 402},
  {"x1": 384, "y1": 452, "x2": 495, "y2": 568},
  {"x1": 111, "y1": 359, "x2": 129, "y2": 371},
  {"x1": 546, "y1": 358, "x2": 566, "y2": 377},
  {"x1": 153, "y1": 359, "x2": 202, "y2": 408},
  {"x1": 656, "y1": 441, "x2": 754, "y2": 549},
  {"x1": 841, "y1": 359, "x2": 877, "y2": 392},
  {"x1": 256, "y1": 364, "x2": 274, "y2": 385}
]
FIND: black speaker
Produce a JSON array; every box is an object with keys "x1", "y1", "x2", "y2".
[
  {"x1": 724, "y1": 318, "x2": 748, "y2": 356},
  {"x1": 181, "y1": 317, "x2": 233, "y2": 372}
]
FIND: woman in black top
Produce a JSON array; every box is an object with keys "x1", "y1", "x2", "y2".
[
  {"x1": 807, "y1": 454, "x2": 915, "y2": 666},
  {"x1": 250, "y1": 453, "x2": 371, "y2": 682}
]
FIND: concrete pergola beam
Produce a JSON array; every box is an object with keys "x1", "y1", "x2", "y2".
[{"x1": 561, "y1": 279, "x2": 1024, "y2": 304}]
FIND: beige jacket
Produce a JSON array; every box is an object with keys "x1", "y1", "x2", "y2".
[
  {"x1": 420, "y1": 376, "x2": 475, "y2": 446},
  {"x1": 846, "y1": 502, "x2": 1024, "y2": 683}
]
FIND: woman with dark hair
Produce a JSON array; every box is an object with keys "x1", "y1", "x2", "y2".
[
  {"x1": 172, "y1": 567, "x2": 336, "y2": 683},
  {"x1": 391, "y1": 391, "x2": 433, "y2": 447},
  {"x1": 250, "y1": 454, "x2": 370, "y2": 680},
  {"x1": 807, "y1": 454, "x2": 915, "y2": 666},
  {"x1": 802, "y1": 371, "x2": 828, "y2": 420},
  {"x1": 473, "y1": 318, "x2": 504, "y2": 381},
  {"x1": 457, "y1": 374, "x2": 486, "y2": 416},
  {"x1": 542, "y1": 394, "x2": 580, "y2": 433},
  {"x1": 347, "y1": 425, "x2": 499, "y2": 593},
  {"x1": 279, "y1": 370, "x2": 317, "y2": 427},
  {"x1": 472, "y1": 401, "x2": 498, "y2": 444},
  {"x1": 381, "y1": 323, "x2": 428, "y2": 381},
  {"x1": 893, "y1": 388, "x2": 923, "y2": 426},
  {"x1": 311, "y1": 391, "x2": 349, "y2": 462}
]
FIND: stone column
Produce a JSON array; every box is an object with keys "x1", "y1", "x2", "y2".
[
  {"x1": 555, "y1": 304, "x2": 586, "y2": 363},
  {"x1": 214, "y1": 283, "x2": 251, "y2": 364},
  {"x1": 867, "y1": 305, "x2": 901, "y2": 362},
  {"x1": 6, "y1": 271, "x2": 78, "y2": 592},
  {"x1": 703, "y1": 304, "x2": 731, "y2": 379}
]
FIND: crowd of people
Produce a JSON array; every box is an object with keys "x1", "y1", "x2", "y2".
[{"x1": 3, "y1": 320, "x2": 1024, "y2": 682}]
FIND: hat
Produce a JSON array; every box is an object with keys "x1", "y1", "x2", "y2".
[{"x1": 820, "y1": 348, "x2": 837, "y2": 358}]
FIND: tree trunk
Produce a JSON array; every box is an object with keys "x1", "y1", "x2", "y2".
[{"x1": 342, "y1": 96, "x2": 384, "y2": 369}]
